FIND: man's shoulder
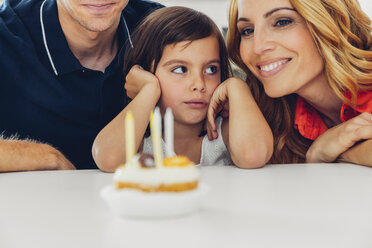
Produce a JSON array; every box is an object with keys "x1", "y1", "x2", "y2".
[
  {"x1": 126, "y1": 0, "x2": 164, "y2": 14},
  {"x1": 0, "y1": 0, "x2": 42, "y2": 39},
  {"x1": 123, "y1": 0, "x2": 164, "y2": 28},
  {"x1": 0, "y1": 0, "x2": 42, "y2": 17},
  {"x1": 0, "y1": 0, "x2": 46, "y2": 69}
]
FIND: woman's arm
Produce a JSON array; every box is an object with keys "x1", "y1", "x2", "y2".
[
  {"x1": 306, "y1": 112, "x2": 372, "y2": 165},
  {"x1": 338, "y1": 139, "x2": 372, "y2": 166},
  {"x1": 92, "y1": 66, "x2": 161, "y2": 172},
  {"x1": 207, "y1": 78, "x2": 273, "y2": 168}
]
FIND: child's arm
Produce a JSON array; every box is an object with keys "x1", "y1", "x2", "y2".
[
  {"x1": 92, "y1": 66, "x2": 161, "y2": 172},
  {"x1": 207, "y1": 77, "x2": 273, "y2": 168}
]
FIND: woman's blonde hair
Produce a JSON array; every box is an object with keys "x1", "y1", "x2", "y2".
[{"x1": 227, "y1": 0, "x2": 372, "y2": 163}]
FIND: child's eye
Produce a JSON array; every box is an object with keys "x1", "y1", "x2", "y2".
[
  {"x1": 240, "y1": 27, "x2": 254, "y2": 37},
  {"x1": 205, "y1": 65, "x2": 218, "y2": 74},
  {"x1": 172, "y1": 66, "x2": 187, "y2": 74},
  {"x1": 274, "y1": 18, "x2": 293, "y2": 27}
]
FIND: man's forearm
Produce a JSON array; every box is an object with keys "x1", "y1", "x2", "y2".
[
  {"x1": 0, "y1": 139, "x2": 75, "y2": 172},
  {"x1": 339, "y1": 139, "x2": 372, "y2": 166}
]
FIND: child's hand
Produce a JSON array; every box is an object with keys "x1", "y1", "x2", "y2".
[
  {"x1": 125, "y1": 65, "x2": 160, "y2": 99},
  {"x1": 206, "y1": 81, "x2": 230, "y2": 140},
  {"x1": 306, "y1": 112, "x2": 372, "y2": 163}
]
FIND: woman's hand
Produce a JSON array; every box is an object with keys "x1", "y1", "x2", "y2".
[
  {"x1": 306, "y1": 112, "x2": 372, "y2": 163},
  {"x1": 125, "y1": 65, "x2": 160, "y2": 99}
]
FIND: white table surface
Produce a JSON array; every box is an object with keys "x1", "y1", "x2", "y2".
[{"x1": 1, "y1": 163, "x2": 372, "y2": 248}]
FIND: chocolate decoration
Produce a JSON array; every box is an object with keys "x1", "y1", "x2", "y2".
[{"x1": 138, "y1": 154, "x2": 155, "y2": 168}]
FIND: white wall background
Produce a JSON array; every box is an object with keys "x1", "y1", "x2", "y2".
[
  {"x1": 157, "y1": 0, "x2": 372, "y2": 31},
  {"x1": 360, "y1": 0, "x2": 372, "y2": 19},
  {"x1": 157, "y1": 0, "x2": 229, "y2": 30},
  {"x1": 0, "y1": 0, "x2": 371, "y2": 30}
]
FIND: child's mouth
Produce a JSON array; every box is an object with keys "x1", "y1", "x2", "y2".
[{"x1": 185, "y1": 100, "x2": 208, "y2": 109}]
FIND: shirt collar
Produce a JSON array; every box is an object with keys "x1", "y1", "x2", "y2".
[
  {"x1": 40, "y1": 0, "x2": 82, "y2": 75},
  {"x1": 40, "y1": 0, "x2": 127, "y2": 75},
  {"x1": 340, "y1": 90, "x2": 372, "y2": 122},
  {"x1": 294, "y1": 90, "x2": 372, "y2": 140}
]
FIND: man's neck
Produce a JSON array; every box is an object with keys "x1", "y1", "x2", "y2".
[{"x1": 58, "y1": 7, "x2": 119, "y2": 72}]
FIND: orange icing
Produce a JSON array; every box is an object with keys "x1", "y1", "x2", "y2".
[{"x1": 163, "y1": 155, "x2": 191, "y2": 167}]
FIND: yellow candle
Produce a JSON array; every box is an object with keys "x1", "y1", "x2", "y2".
[
  {"x1": 125, "y1": 111, "x2": 135, "y2": 163},
  {"x1": 150, "y1": 108, "x2": 163, "y2": 167}
]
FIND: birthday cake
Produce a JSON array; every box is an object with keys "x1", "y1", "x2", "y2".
[
  {"x1": 114, "y1": 108, "x2": 199, "y2": 192},
  {"x1": 101, "y1": 108, "x2": 206, "y2": 218},
  {"x1": 114, "y1": 154, "x2": 199, "y2": 192}
]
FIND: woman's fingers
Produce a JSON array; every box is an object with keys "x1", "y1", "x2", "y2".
[
  {"x1": 307, "y1": 112, "x2": 372, "y2": 162},
  {"x1": 340, "y1": 124, "x2": 372, "y2": 147},
  {"x1": 354, "y1": 112, "x2": 372, "y2": 124},
  {"x1": 338, "y1": 113, "x2": 372, "y2": 146}
]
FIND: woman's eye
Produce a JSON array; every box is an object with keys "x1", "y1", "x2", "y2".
[
  {"x1": 274, "y1": 19, "x2": 293, "y2": 27},
  {"x1": 172, "y1": 66, "x2": 187, "y2": 74},
  {"x1": 240, "y1": 28, "x2": 254, "y2": 37},
  {"x1": 206, "y1": 66, "x2": 218, "y2": 74}
]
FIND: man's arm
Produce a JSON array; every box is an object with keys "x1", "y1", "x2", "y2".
[
  {"x1": 0, "y1": 137, "x2": 76, "y2": 172},
  {"x1": 339, "y1": 139, "x2": 372, "y2": 166}
]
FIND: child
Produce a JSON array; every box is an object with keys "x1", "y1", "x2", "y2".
[{"x1": 92, "y1": 6, "x2": 273, "y2": 172}]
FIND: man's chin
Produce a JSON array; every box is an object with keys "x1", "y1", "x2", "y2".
[{"x1": 80, "y1": 20, "x2": 116, "y2": 32}]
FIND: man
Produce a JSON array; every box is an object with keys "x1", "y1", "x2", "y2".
[{"x1": 0, "y1": 0, "x2": 162, "y2": 171}]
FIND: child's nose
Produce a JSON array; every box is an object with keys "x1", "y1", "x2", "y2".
[
  {"x1": 190, "y1": 73, "x2": 206, "y2": 92},
  {"x1": 192, "y1": 85, "x2": 205, "y2": 92}
]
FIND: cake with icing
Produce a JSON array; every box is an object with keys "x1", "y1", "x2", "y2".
[{"x1": 114, "y1": 154, "x2": 199, "y2": 192}]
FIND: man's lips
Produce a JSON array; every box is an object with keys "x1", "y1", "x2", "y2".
[{"x1": 83, "y1": 3, "x2": 114, "y2": 11}]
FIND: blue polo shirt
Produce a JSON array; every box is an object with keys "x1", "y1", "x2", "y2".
[{"x1": 0, "y1": 0, "x2": 162, "y2": 169}]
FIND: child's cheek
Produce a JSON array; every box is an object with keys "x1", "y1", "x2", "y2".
[{"x1": 211, "y1": 81, "x2": 220, "y2": 92}]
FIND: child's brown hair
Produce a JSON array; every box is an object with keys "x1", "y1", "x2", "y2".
[{"x1": 124, "y1": 6, "x2": 231, "y2": 82}]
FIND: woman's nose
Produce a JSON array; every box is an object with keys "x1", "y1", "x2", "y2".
[{"x1": 253, "y1": 27, "x2": 275, "y2": 55}]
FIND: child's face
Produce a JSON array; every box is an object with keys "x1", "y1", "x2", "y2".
[{"x1": 155, "y1": 35, "x2": 221, "y2": 125}]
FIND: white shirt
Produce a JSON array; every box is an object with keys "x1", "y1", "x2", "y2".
[{"x1": 142, "y1": 117, "x2": 233, "y2": 166}]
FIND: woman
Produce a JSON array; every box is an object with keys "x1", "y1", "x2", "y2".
[{"x1": 226, "y1": 0, "x2": 372, "y2": 165}]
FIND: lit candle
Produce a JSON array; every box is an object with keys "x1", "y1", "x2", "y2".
[
  {"x1": 125, "y1": 111, "x2": 135, "y2": 163},
  {"x1": 164, "y1": 108, "x2": 174, "y2": 157},
  {"x1": 150, "y1": 107, "x2": 163, "y2": 167}
]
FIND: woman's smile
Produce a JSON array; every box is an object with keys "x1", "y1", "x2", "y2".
[{"x1": 257, "y1": 58, "x2": 291, "y2": 77}]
